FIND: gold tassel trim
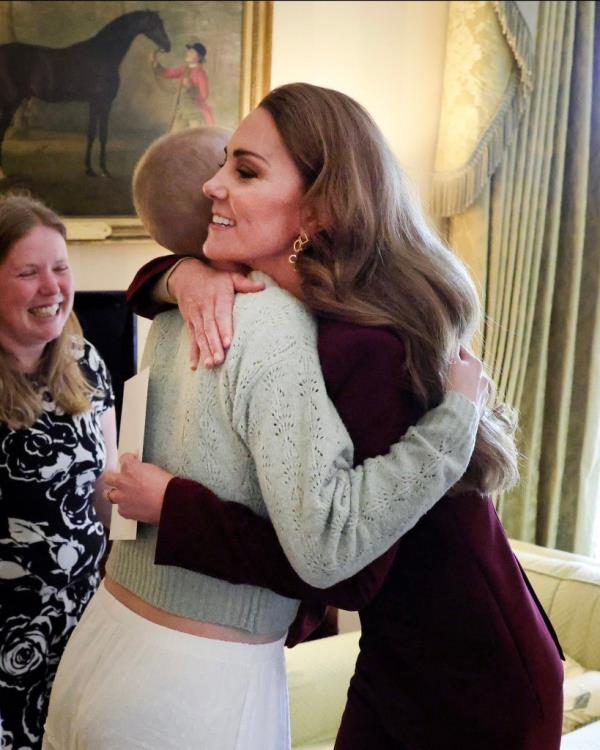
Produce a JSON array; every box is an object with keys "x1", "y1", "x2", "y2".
[{"x1": 430, "y1": 0, "x2": 534, "y2": 218}]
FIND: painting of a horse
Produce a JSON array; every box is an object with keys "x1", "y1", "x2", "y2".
[
  {"x1": 0, "y1": 10, "x2": 170, "y2": 178},
  {"x1": 0, "y1": 2, "x2": 245, "y2": 216}
]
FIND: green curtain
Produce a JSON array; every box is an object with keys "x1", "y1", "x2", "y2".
[{"x1": 448, "y1": 1, "x2": 600, "y2": 553}]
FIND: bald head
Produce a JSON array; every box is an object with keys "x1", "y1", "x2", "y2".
[{"x1": 133, "y1": 127, "x2": 230, "y2": 256}]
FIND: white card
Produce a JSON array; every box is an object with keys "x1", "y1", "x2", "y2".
[{"x1": 109, "y1": 368, "x2": 150, "y2": 541}]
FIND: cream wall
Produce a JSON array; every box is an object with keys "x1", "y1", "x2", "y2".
[{"x1": 271, "y1": 0, "x2": 449, "y2": 198}]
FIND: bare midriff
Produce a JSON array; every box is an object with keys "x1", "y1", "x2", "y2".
[{"x1": 104, "y1": 576, "x2": 283, "y2": 644}]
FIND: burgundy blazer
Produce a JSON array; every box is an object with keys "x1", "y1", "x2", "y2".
[{"x1": 127, "y1": 256, "x2": 564, "y2": 750}]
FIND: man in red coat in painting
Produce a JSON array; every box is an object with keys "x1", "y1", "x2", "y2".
[{"x1": 153, "y1": 41, "x2": 214, "y2": 128}]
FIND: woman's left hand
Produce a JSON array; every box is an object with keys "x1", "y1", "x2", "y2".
[{"x1": 104, "y1": 453, "x2": 173, "y2": 525}]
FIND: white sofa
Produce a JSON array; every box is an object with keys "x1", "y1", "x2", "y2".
[{"x1": 286, "y1": 540, "x2": 600, "y2": 750}]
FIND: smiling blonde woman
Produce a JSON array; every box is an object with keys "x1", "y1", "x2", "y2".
[{"x1": 0, "y1": 194, "x2": 117, "y2": 750}]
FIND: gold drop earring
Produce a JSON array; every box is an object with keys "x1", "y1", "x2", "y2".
[{"x1": 289, "y1": 232, "x2": 309, "y2": 267}]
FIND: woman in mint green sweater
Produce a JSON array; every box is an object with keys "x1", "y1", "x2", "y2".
[{"x1": 43, "y1": 85, "x2": 511, "y2": 750}]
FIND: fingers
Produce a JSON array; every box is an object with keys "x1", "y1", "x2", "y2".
[
  {"x1": 230, "y1": 272, "x2": 265, "y2": 294},
  {"x1": 201, "y1": 307, "x2": 225, "y2": 366},
  {"x1": 481, "y1": 372, "x2": 492, "y2": 404},
  {"x1": 185, "y1": 302, "x2": 230, "y2": 369},
  {"x1": 187, "y1": 318, "x2": 204, "y2": 370},
  {"x1": 104, "y1": 455, "x2": 137, "y2": 498},
  {"x1": 104, "y1": 485, "x2": 117, "y2": 504},
  {"x1": 104, "y1": 470, "x2": 118, "y2": 486},
  {"x1": 465, "y1": 353, "x2": 490, "y2": 417},
  {"x1": 447, "y1": 343, "x2": 491, "y2": 414},
  {"x1": 189, "y1": 316, "x2": 215, "y2": 368},
  {"x1": 214, "y1": 292, "x2": 235, "y2": 350},
  {"x1": 188, "y1": 334, "x2": 201, "y2": 372}
]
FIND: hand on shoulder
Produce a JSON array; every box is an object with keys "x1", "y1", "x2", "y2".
[
  {"x1": 167, "y1": 258, "x2": 265, "y2": 370},
  {"x1": 447, "y1": 346, "x2": 490, "y2": 418}
]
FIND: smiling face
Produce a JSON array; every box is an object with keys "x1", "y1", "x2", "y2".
[
  {"x1": 202, "y1": 107, "x2": 308, "y2": 289},
  {"x1": 0, "y1": 224, "x2": 74, "y2": 370}
]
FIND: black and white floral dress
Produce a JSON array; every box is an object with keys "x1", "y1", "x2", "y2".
[{"x1": 0, "y1": 340, "x2": 114, "y2": 750}]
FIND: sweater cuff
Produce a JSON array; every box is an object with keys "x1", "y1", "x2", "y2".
[
  {"x1": 155, "y1": 257, "x2": 196, "y2": 304},
  {"x1": 443, "y1": 390, "x2": 479, "y2": 430}
]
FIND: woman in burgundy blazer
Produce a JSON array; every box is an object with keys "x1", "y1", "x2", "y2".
[{"x1": 122, "y1": 254, "x2": 564, "y2": 750}]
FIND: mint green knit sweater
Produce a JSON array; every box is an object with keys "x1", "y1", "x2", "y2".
[{"x1": 107, "y1": 274, "x2": 478, "y2": 636}]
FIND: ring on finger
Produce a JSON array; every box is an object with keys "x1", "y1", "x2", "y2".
[{"x1": 106, "y1": 486, "x2": 116, "y2": 503}]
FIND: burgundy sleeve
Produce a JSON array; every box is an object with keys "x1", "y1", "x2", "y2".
[
  {"x1": 126, "y1": 254, "x2": 181, "y2": 319},
  {"x1": 155, "y1": 325, "x2": 420, "y2": 611}
]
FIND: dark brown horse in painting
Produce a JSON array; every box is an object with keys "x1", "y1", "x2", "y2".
[{"x1": 0, "y1": 10, "x2": 170, "y2": 177}]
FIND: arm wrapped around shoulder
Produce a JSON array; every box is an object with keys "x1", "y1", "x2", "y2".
[{"x1": 230, "y1": 290, "x2": 480, "y2": 588}]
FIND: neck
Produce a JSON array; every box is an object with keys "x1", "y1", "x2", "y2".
[
  {"x1": 93, "y1": 18, "x2": 145, "y2": 66},
  {"x1": 0, "y1": 338, "x2": 44, "y2": 373},
  {"x1": 281, "y1": 272, "x2": 303, "y2": 299},
  {"x1": 251, "y1": 257, "x2": 304, "y2": 299}
]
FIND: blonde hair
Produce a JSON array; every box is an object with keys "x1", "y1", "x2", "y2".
[
  {"x1": 0, "y1": 193, "x2": 93, "y2": 429},
  {"x1": 260, "y1": 83, "x2": 518, "y2": 494}
]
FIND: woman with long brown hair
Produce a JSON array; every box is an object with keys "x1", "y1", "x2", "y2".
[{"x1": 113, "y1": 84, "x2": 564, "y2": 750}]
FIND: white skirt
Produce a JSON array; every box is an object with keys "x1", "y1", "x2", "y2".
[{"x1": 43, "y1": 583, "x2": 290, "y2": 750}]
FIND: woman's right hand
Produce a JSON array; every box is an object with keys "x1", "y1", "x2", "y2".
[
  {"x1": 104, "y1": 454, "x2": 173, "y2": 525},
  {"x1": 167, "y1": 258, "x2": 265, "y2": 370},
  {"x1": 447, "y1": 346, "x2": 490, "y2": 418}
]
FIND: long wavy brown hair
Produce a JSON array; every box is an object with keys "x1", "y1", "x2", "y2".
[
  {"x1": 0, "y1": 193, "x2": 93, "y2": 429},
  {"x1": 260, "y1": 83, "x2": 518, "y2": 494}
]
